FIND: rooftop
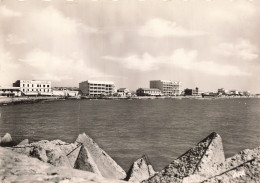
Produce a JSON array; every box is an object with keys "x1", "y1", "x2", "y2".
[
  {"x1": 80, "y1": 80, "x2": 114, "y2": 85},
  {"x1": 137, "y1": 88, "x2": 161, "y2": 91}
]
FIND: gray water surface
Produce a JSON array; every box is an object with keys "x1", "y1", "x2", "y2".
[{"x1": 1, "y1": 98, "x2": 260, "y2": 171}]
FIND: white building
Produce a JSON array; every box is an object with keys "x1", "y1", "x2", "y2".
[
  {"x1": 150, "y1": 80, "x2": 182, "y2": 96},
  {"x1": 136, "y1": 88, "x2": 162, "y2": 96},
  {"x1": 13, "y1": 80, "x2": 52, "y2": 96},
  {"x1": 0, "y1": 87, "x2": 21, "y2": 97},
  {"x1": 117, "y1": 88, "x2": 131, "y2": 97},
  {"x1": 52, "y1": 88, "x2": 79, "y2": 97},
  {"x1": 79, "y1": 80, "x2": 115, "y2": 96}
]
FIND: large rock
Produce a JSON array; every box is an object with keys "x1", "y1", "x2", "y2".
[
  {"x1": 11, "y1": 139, "x2": 79, "y2": 168},
  {"x1": 0, "y1": 133, "x2": 13, "y2": 146},
  {"x1": 143, "y1": 132, "x2": 225, "y2": 183},
  {"x1": 76, "y1": 132, "x2": 126, "y2": 179},
  {"x1": 126, "y1": 155, "x2": 156, "y2": 182},
  {"x1": 220, "y1": 146, "x2": 260, "y2": 172},
  {"x1": 18, "y1": 139, "x2": 29, "y2": 146},
  {"x1": 200, "y1": 146, "x2": 260, "y2": 182},
  {"x1": 203, "y1": 157, "x2": 260, "y2": 183},
  {"x1": 0, "y1": 147, "x2": 127, "y2": 183},
  {"x1": 74, "y1": 145, "x2": 102, "y2": 176}
]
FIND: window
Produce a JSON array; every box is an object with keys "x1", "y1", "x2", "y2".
[
  {"x1": 47, "y1": 85, "x2": 49, "y2": 87},
  {"x1": 27, "y1": 84, "x2": 29, "y2": 87},
  {"x1": 43, "y1": 85, "x2": 45, "y2": 87}
]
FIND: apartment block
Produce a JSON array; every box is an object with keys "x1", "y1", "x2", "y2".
[
  {"x1": 13, "y1": 80, "x2": 52, "y2": 96},
  {"x1": 150, "y1": 80, "x2": 182, "y2": 96},
  {"x1": 79, "y1": 80, "x2": 115, "y2": 96}
]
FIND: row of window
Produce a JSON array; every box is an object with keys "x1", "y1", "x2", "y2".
[
  {"x1": 89, "y1": 87, "x2": 114, "y2": 90},
  {"x1": 89, "y1": 84, "x2": 114, "y2": 87},
  {"x1": 22, "y1": 89, "x2": 51, "y2": 92},
  {"x1": 144, "y1": 91, "x2": 161, "y2": 93},
  {"x1": 89, "y1": 91, "x2": 113, "y2": 93},
  {"x1": 22, "y1": 84, "x2": 50, "y2": 88}
]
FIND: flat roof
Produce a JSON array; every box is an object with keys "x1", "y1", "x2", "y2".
[
  {"x1": 80, "y1": 80, "x2": 114, "y2": 84},
  {"x1": 150, "y1": 80, "x2": 181, "y2": 83},
  {"x1": 0, "y1": 87, "x2": 20, "y2": 89},
  {"x1": 137, "y1": 88, "x2": 161, "y2": 91},
  {"x1": 16, "y1": 80, "x2": 51, "y2": 84}
]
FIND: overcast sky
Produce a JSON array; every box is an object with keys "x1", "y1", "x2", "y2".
[{"x1": 0, "y1": 0, "x2": 259, "y2": 92}]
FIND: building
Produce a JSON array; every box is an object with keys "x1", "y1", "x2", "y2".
[
  {"x1": 136, "y1": 88, "x2": 162, "y2": 96},
  {"x1": 0, "y1": 87, "x2": 21, "y2": 97},
  {"x1": 52, "y1": 87, "x2": 79, "y2": 97},
  {"x1": 117, "y1": 88, "x2": 131, "y2": 97},
  {"x1": 184, "y1": 87, "x2": 199, "y2": 96},
  {"x1": 230, "y1": 90, "x2": 239, "y2": 96},
  {"x1": 13, "y1": 80, "x2": 52, "y2": 96},
  {"x1": 217, "y1": 88, "x2": 230, "y2": 95},
  {"x1": 79, "y1": 80, "x2": 115, "y2": 96},
  {"x1": 150, "y1": 80, "x2": 182, "y2": 96}
]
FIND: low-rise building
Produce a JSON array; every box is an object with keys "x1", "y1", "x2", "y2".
[
  {"x1": 184, "y1": 87, "x2": 199, "y2": 96},
  {"x1": 136, "y1": 88, "x2": 162, "y2": 96},
  {"x1": 230, "y1": 90, "x2": 239, "y2": 96},
  {"x1": 117, "y1": 88, "x2": 131, "y2": 97},
  {"x1": 218, "y1": 88, "x2": 229, "y2": 95},
  {"x1": 13, "y1": 80, "x2": 52, "y2": 96},
  {"x1": 150, "y1": 80, "x2": 182, "y2": 96},
  {"x1": 0, "y1": 87, "x2": 21, "y2": 97},
  {"x1": 79, "y1": 80, "x2": 115, "y2": 96},
  {"x1": 52, "y1": 87, "x2": 79, "y2": 97}
]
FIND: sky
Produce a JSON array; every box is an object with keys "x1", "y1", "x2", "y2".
[{"x1": 0, "y1": 0, "x2": 260, "y2": 93}]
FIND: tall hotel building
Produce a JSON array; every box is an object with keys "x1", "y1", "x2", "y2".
[
  {"x1": 150, "y1": 80, "x2": 182, "y2": 96},
  {"x1": 13, "y1": 80, "x2": 52, "y2": 95},
  {"x1": 79, "y1": 80, "x2": 115, "y2": 96}
]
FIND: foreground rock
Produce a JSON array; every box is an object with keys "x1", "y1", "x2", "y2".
[
  {"x1": 11, "y1": 134, "x2": 126, "y2": 180},
  {"x1": 11, "y1": 139, "x2": 81, "y2": 168},
  {"x1": 0, "y1": 147, "x2": 126, "y2": 183},
  {"x1": 18, "y1": 139, "x2": 29, "y2": 145},
  {"x1": 76, "y1": 133, "x2": 126, "y2": 179},
  {"x1": 74, "y1": 145, "x2": 102, "y2": 176},
  {"x1": 143, "y1": 132, "x2": 225, "y2": 183},
  {"x1": 0, "y1": 133, "x2": 13, "y2": 146},
  {"x1": 200, "y1": 146, "x2": 260, "y2": 183},
  {"x1": 203, "y1": 157, "x2": 260, "y2": 183},
  {"x1": 126, "y1": 155, "x2": 156, "y2": 182},
  {"x1": 3, "y1": 131, "x2": 260, "y2": 182}
]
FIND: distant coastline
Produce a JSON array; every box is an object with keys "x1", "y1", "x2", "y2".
[{"x1": 0, "y1": 95, "x2": 259, "y2": 106}]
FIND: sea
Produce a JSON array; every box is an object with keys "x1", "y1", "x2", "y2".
[{"x1": 0, "y1": 98, "x2": 260, "y2": 171}]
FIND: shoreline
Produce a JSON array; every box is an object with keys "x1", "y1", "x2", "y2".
[
  {"x1": 0, "y1": 96, "x2": 68, "y2": 106},
  {"x1": 0, "y1": 95, "x2": 259, "y2": 106}
]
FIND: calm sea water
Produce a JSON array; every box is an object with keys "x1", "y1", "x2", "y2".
[{"x1": 0, "y1": 98, "x2": 260, "y2": 171}]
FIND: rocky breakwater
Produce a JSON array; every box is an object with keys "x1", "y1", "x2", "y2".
[
  {"x1": 0, "y1": 146, "x2": 126, "y2": 183},
  {"x1": 9, "y1": 133, "x2": 126, "y2": 180},
  {"x1": 142, "y1": 132, "x2": 260, "y2": 183},
  {"x1": 1, "y1": 132, "x2": 260, "y2": 183}
]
